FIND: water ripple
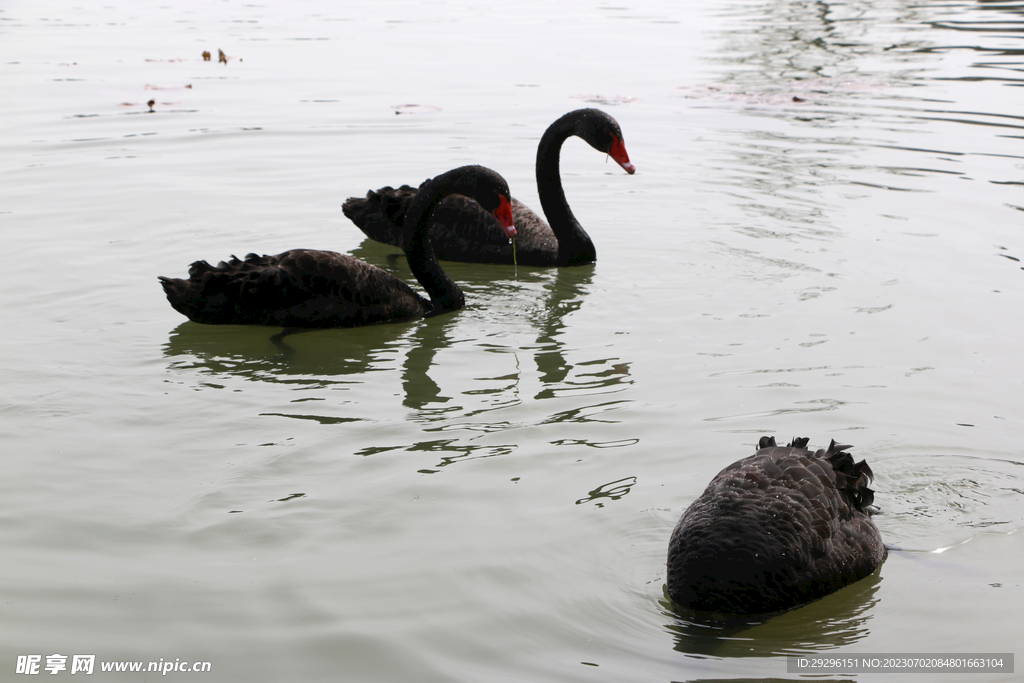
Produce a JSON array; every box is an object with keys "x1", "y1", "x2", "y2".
[{"x1": 873, "y1": 453, "x2": 1024, "y2": 551}]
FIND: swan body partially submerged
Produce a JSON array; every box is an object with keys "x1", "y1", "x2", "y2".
[{"x1": 667, "y1": 436, "x2": 886, "y2": 615}]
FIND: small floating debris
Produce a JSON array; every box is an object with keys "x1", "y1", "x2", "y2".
[
  {"x1": 117, "y1": 100, "x2": 181, "y2": 114},
  {"x1": 570, "y1": 94, "x2": 642, "y2": 105},
  {"x1": 200, "y1": 48, "x2": 241, "y2": 65},
  {"x1": 392, "y1": 104, "x2": 442, "y2": 115}
]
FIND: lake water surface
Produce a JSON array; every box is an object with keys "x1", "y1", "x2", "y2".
[{"x1": 2, "y1": 0, "x2": 1023, "y2": 681}]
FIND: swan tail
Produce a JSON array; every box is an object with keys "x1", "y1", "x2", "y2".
[
  {"x1": 342, "y1": 185, "x2": 418, "y2": 247},
  {"x1": 757, "y1": 435, "x2": 876, "y2": 513},
  {"x1": 820, "y1": 439, "x2": 876, "y2": 512}
]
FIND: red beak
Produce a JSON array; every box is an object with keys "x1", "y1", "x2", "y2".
[
  {"x1": 609, "y1": 137, "x2": 636, "y2": 175},
  {"x1": 493, "y1": 194, "x2": 517, "y2": 238}
]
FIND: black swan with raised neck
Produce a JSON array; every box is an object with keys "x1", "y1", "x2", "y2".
[
  {"x1": 342, "y1": 108, "x2": 634, "y2": 267},
  {"x1": 666, "y1": 436, "x2": 886, "y2": 615},
  {"x1": 159, "y1": 165, "x2": 515, "y2": 328}
]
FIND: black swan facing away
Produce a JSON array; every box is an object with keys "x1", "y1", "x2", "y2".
[
  {"x1": 666, "y1": 437, "x2": 886, "y2": 615},
  {"x1": 342, "y1": 108, "x2": 635, "y2": 267},
  {"x1": 159, "y1": 165, "x2": 515, "y2": 328}
]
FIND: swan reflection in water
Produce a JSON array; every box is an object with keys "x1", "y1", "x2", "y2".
[{"x1": 662, "y1": 571, "x2": 883, "y2": 659}]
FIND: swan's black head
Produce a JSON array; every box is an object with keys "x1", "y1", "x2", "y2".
[
  {"x1": 441, "y1": 165, "x2": 516, "y2": 238},
  {"x1": 568, "y1": 108, "x2": 636, "y2": 175}
]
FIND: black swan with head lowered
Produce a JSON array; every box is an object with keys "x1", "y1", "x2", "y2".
[
  {"x1": 159, "y1": 165, "x2": 515, "y2": 328},
  {"x1": 667, "y1": 437, "x2": 886, "y2": 615},
  {"x1": 342, "y1": 108, "x2": 635, "y2": 267}
]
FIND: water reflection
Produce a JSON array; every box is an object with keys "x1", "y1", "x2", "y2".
[
  {"x1": 684, "y1": 0, "x2": 1024, "y2": 258},
  {"x1": 662, "y1": 571, "x2": 883, "y2": 658},
  {"x1": 162, "y1": 321, "x2": 409, "y2": 382},
  {"x1": 348, "y1": 243, "x2": 635, "y2": 404},
  {"x1": 575, "y1": 476, "x2": 638, "y2": 506},
  {"x1": 357, "y1": 439, "x2": 517, "y2": 474},
  {"x1": 396, "y1": 312, "x2": 460, "y2": 413},
  {"x1": 710, "y1": 0, "x2": 1024, "y2": 88}
]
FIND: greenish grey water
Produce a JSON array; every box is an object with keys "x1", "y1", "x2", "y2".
[{"x1": 2, "y1": 0, "x2": 1022, "y2": 681}]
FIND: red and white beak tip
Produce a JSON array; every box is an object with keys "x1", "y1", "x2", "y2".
[
  {"x1": 494, "y1": 195, "x2": 517, "y2": 239},
  {"x1": 610, "y1": 137, "x2": 636, "y2": 175}
]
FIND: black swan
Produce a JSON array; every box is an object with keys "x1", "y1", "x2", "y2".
[
  {"x1": 341, "y1": 108, "x2": 635, "y2": 266},
  {"x1": 158, "y1": 165, "x2": 515, "y2": 328},
  {"x1": 666, "y1": 437, "x2": 886, "y2": 615}
]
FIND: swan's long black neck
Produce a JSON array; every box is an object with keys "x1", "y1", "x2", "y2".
[
  {"x1": 536, "y1": 112, "x2": 597, "y2": 266},
  {"x1": 404, "y1": 171, "x2": 467, "y2": 314}
]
